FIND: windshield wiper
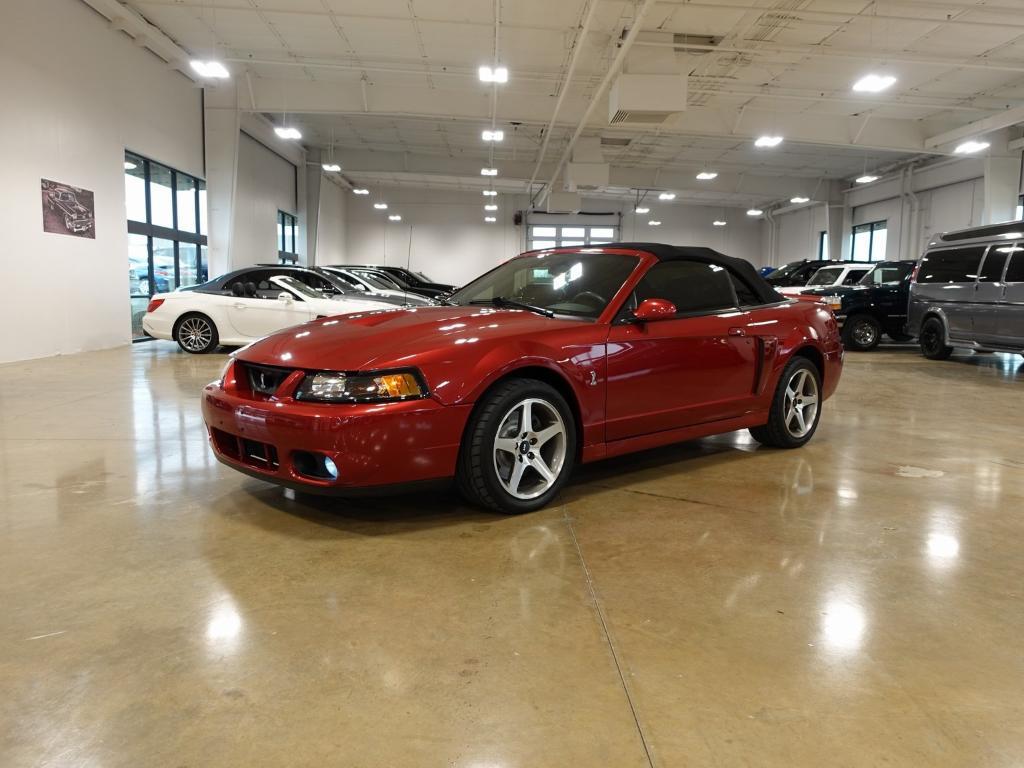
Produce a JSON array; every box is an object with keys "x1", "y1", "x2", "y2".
[{"x1": 468, "y1": 297, "x2": 555, "y2": 317}]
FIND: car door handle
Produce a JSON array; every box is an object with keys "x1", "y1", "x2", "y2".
[
  {"x1": 728, "y1": 327, "x2": 747, "y2": 337},
  {"x1": 233, "y1": 303, "x2": 247, "y2": 309}
]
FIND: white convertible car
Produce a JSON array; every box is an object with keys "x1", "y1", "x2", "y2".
[{"x1": 143, "y1": 274, "x2": 394, "y2": 353}]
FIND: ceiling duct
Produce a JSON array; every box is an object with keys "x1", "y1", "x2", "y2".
[
  {"x1": 671, "y1": 33, "x2": 721, "y2": 54},
  {"x1": 600, "y1": 136, "x2": 632, "y2": 147},
  {"x1": 608, "y1": 34, "x2": 687, "y2": 127}
]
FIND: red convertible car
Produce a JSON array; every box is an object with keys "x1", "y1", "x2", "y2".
[{"x1": 202, "y1": 244, "x2": 843, "y2": 513}]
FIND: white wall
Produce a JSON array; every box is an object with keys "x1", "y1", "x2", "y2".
[
  {"x1": 0, "y1": 0, "x2": 203, "y2": 364},
  {"x1": 342, "y1": 188, "x2": 765, "y2": 286},
  {"x1": 774, "y1": 205, "x2": 827, "y2": 263},
  {"x1": 231, "y1": 133, "x2": 297, "y2": 269},
  {"x1": 315, "y1": 178, "x2": 349, "y2": 265}
]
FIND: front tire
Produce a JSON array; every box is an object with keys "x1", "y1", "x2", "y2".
[
  {"x1": 174, "y1": 313, "x2": 219, "y2": 354},
  {"x1": 919, "y1": 317, "x2": 953, "y2": 360},
  {"x1": 842, "y1": 315, "x2": 882, "y2": 351},
  {"x1": 749, "y1": 357, "x2": 822, "y2": 449},
  {"x1": 457, "y1": 379, "x2": 576, "y2": 514}
]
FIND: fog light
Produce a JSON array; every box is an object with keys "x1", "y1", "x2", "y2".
[{"x1": 323, "y1": 456, "x2": 339, "y2": 480}]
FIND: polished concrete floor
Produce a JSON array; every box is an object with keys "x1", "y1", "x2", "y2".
[{"x1": 1, "y1": 342, "x2": 1022, "y2": 767}]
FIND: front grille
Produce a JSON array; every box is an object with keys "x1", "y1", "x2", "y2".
[
  {"x1": 242, "y1": 363, "x2": 292, "y2": 397},
  {"x1": 240, "y1": 438, "x2": 280, "y2": 470}
]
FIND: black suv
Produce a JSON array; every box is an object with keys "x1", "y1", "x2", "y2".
[
  {"x1": 798, "y1": 260, "x2": 917, "y2": 351},
  {"x1": 765, "y1": 259, "x2": 839, "y2": 288}
]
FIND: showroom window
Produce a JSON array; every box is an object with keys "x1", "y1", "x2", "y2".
[
  {"x1": 528, "y1": 224, "x2": 618, "y2": 250},
  {"x1": 916, "y1": 247, "x2": 985, "y2": 283},
  {"x1": 818, "y1": 231, "x2": 829, "y2": 259},
  {"x1": 851, "y1": 221, "x2": 887, "y2": 261},
  {"x1": 278, "y1": 211, "x2": 298, "y2": 263},
  {"x1": 125, "y1": 151, "x2": 208, "y2": 340}
]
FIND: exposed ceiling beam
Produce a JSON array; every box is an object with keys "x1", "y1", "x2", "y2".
[
  {"x1": 330, "y1": 148, "x2": 839, "y2": 203},
  {"x1": 81, "y1": 0, "x2": 199, "y2": 80},
  {"x1": 925, "y1": 105, "x2": 1024, "y2": 149}
]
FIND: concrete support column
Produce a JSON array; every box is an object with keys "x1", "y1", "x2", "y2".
[
  {"x1": 982, "y1": 129, "x2": 1022, "y2": 224},
  {"x1": 304, "y1": 149, "x2": 322, "y2": 266},
  {"x1": 826, "y1": 204, "x2": 844, "y2": 261},
  {"x1": 203, "y1": 96, "x2": 240, "y2": 278},
  {"x1": 839, "y1": 202, "x2": 855, "y2": 261}
]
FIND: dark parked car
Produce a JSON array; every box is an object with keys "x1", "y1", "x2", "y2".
[
  {"x1": 347, "y1": 265, "x2": 455, "y2": 298},
  {"x1": 797, "y1": 260, "x2": 917, "y2": 351},
  {"x1": 908, "y1": 221, "x2": 1024, "y2": 360},
  {"x1": 765, "y1": 259, "x2": 839, "y2": 288}
]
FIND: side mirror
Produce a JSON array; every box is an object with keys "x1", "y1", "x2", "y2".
[
  {"x1": 633, "y1": 298, "x2": 677, "y2": 321},
  {"x1": 277, "y1": 292, "x2": 293, "y2": 303}
]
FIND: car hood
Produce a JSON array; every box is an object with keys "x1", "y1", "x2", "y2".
[{"x1": 236, "y1": 305, "x2": 572, "y2": 371}]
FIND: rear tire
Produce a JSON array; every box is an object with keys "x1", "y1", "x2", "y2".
[
  {"x1": 842, "y1": 315, "x2": 882, "y2": 351},
  {"x1": 457, "y1": 379, "x2": 576, "y2": 514},
  {"x1": 749, "y1": 357, "x2": 822, "y2": 449},
  {"x1": 174, "y1": 313, "x2": 219, "y2": 354},
  {"x1": 919, "y1": 317, "x2": 953, "y2": 360}
]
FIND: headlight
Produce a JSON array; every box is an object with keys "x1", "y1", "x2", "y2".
[
  {"x1": 294, "y1": 369, "x2": 428, "y2": 403},
  {"x1": 823, "y1": 294, "x2": 843, "y2": 311}
]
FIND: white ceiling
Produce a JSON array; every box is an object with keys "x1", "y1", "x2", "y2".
[{"x1": 116, "y1": 0, "x2": 1024, "y2": 206}]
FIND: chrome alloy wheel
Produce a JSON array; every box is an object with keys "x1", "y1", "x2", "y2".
[
  {"x1": 850, "y1": 319, "x2": 878, "y2": 347},
  {"x1": 178, "y1": 317, "x2": 213, "y2": 352},
  {"x1": 783, "y1": 368, "x2": 819, "y2": 439},
  {"x1": 493, "y1": 397, "x2": 567, "y2": 500}
]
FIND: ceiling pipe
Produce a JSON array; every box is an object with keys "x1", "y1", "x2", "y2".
[
  {"x1": 527, "y1": 0, "x2": 601, "y2": 199},
  {"x1": 537, "y1": 0, "x2": 659, "y2": 207}
]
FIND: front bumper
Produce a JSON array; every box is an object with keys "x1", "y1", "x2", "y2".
[{"x1": 201, "y1": 383, "x2": 471, "y2": 493}]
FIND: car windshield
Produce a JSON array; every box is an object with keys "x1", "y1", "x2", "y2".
[
  {"x1": 448, "y1": 251, "x2": 639, "y2": 319},
  {"x1": 859, "y1": 263, "x2": 908, "y2": 286},
  {"x1": 273, "y1": 276, "x2": 319, "y2": 300},
  {"x1": 768, "y1": 262, "x2": 805, "y2": 279},
  {"x1": 806, "y1": 266, "x2": 844, "y2": 286},
  {"x1": 357, "y1": 272, "x2": 394, "y2": 290}
]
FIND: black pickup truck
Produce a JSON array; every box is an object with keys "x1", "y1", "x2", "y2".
[{"x1": 796, "y1": 260, "x2": 917, "y2": 351}]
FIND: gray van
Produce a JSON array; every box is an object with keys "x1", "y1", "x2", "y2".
[{"x1": 908, "y1": 220, "x2": 1024, "y2": 360}]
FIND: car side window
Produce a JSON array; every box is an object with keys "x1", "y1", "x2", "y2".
[
  {"x1": 634, "y1": 261, "x2": 737, "y2": 315},
  {"x1": 1005, "y1": 249, "x2": 1024, "y2": 283},
  {"x1": 978, "y1": 250, "x2": 1008, "y2": 282},
  {"x1": 917, "y1": 247, "x2": 985, "y2": 283},
  {"x1": 844, "y1": 269, "x2": 869, "y2": 285}
]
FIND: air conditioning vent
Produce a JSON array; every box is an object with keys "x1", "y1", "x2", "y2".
[
  {"x1": 672, "y1": 33, "x2": 721, "y2": 53},
  {"x1": 600, "y1": 136, "x2": 632, "y2": 147},
  {"x1": 610, "y1": 110, "x2": 674, "y2": 125}
]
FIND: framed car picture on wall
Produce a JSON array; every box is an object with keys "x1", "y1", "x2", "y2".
[{"x1": 40, "y1": 178, "x2": 95, "y2": 238}]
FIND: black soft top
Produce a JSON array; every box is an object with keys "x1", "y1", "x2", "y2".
[{"x1": 600, "y1": 242, "x2": 784, "y2": 305}]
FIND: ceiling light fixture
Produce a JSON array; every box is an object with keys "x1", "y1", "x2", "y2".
[
  {"x1": 190, "y1": 60, "x2": 230, "y2": 79},
  {"x1": 352, "y1": 188, "x2": 369, "y2": 195},
  {"x1": 658, "y1": 192, "x2": 676, "y2": 200},
  {"x1": 484, "y1": 216, "x2": 497, "y2": 222},
  {"x1": 373, "y1": 202, "x2": 388, "y2": 210},
  {"x1": 635, "y1": 206, "x2": 650, "y2": 214},
  {"x1": 484, "y1": 204, "x2": 498, "y2": 211},
  {"x1": 755, "y1": 136, "x2": 783, "y2": 148},
  {"x1": 852, "y1": 74, "x2": 897, "y2": 93},
  {"x1": 855, "y1": 175, "x2": 879, "y2": 184},
  {"x1": 480, "y1": 167, "x2": 498, "y2": 176},
  {"x1": 954, "y1": 140, "x2": 990, "y2": 154},
  {"x1": 482, "y1": 129, "x2": 504, "y2": 142},
  {"x1": 482, "y1": 190, "x2": 497, "y2": 197},
  {"x1": 321, "y1": 163, "x2": 341, "y2": 172},
  {"x1": 790, "y1": 196, "x2": 810, "y2": 204},
  {"x1": 648, "y1": 220, "x2": 661, "y2": 226},
  {"x1": 696, "y1": 171, "x2": 718, "y2": 180},
  {"x1": 388, "y1": 214, "x2": 402, "y2": 221},
  {"x1": 713, "y1": 220, "x2": 727, "y2": 226},
  {"x1": 124, "y1": 161, "x2": 137, "y2": 170},
  {"x1": 747, "y1": 208, "x2": 764, "y2": 216},
  {"x1": 274, "y1": 126, "x2": 302, "y2": 140},
  {"x1": 478, "y1": 66, "x2": 508, "y2": 83}
]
